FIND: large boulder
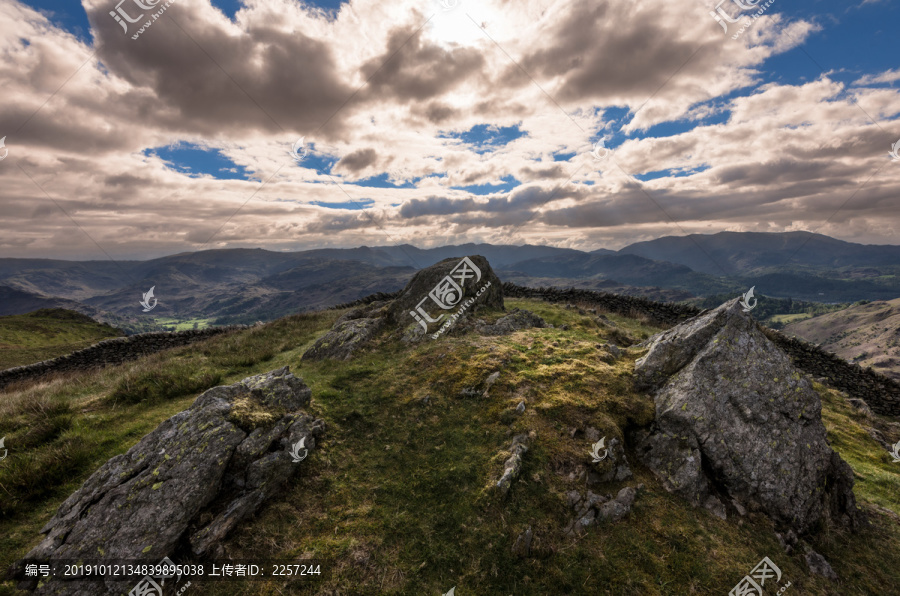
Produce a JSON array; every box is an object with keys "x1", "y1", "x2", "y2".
[
  {"x1": 11, "y1": 367, "x2": 324, "y2": 595},
  {"x1": 303, "y1": 256, "x2": 504, "y2": 359},
  {"x1": 632, "y1": 299, "x2": 864, "y2": 535},
  {"x1": 385, "y1": 255, "x2": 504, "y2": 331}
]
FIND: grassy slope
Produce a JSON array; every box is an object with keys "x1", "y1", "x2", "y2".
[
  {"x1": 0, "y1": 309, "x2": 123, "y2": 370},
  {"x1": 784, "y1": 298, "x2": 900, "y2": 381},
  {"x1": 1, "y1": 300, "x2": 899, "y2": 595}
]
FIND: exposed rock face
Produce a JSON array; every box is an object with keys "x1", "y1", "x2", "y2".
[
  {"x1": 587, "y1": 437, "x2": 632, "y2": 485},
  {"x1": 304, "y1": 256, "x2": 504, "y2": 359},
  {"x1": 563, "y1": 485, "x2": 641, "y2": 536},
  {"x1": 633, "y1": 299, "x2": 864, "y2": 535},
  {"x1": 496, "y1": 434, "x2": 530, "y2": 495},
  {"x1": 302, "y1": 317, "x2": 385, "y2": 361},
  {"x1": 12, "y1": 367, "x2": 323, "y2": 595},
  {"x1": 386, "y1": 255, "x2": 504, "y2": 330},
  {"x1": 477, "y1": 308, "x2": 547, "y2": 336}
]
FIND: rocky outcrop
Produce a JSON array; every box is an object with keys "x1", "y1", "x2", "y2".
[
  {"x1": 633, "y1": 299, "x2": 865, "y2": 536},
  {"x1": 477, "y1": 308, "x2": 547, "y2": 335},
  {"x1": 563, "y1": 486, "x2": 641, "y2": 536},
  {"x1": 0, "y1": 326, "x2": 247, "y2": 392},
  {"x1": 386, "y1": 255, "x2": 504, "y2": 328},
  {"x1": 11, "y1": 367, "x2": 323, "y2": 595},
  {"x1": 302, "y1": 301, "x2": 388, "y2": 361},
  {"x1": 496, "y1": 433, "x2": 531, "y2": 495},
  {"x1": 305, "y1": 256, "x2": 505, "y2": 359}
]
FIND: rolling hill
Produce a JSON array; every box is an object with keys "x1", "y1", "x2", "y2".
[
  {"x1": 0, "y1": 308, "x2": 123, "y2": 370},
  {"x1": 784, "y1": 298, "x2": 900, "y2": 381}
]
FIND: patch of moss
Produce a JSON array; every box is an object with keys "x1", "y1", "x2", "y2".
[{"x1": 226, "y1": 392, "x2": 285, "y2": 433}]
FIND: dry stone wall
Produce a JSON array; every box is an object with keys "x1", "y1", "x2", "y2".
[{"x1": 0, "y1": 326, "x2": 247, "y2": 391}]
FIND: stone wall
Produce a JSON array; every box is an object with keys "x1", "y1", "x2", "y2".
[
  {"x1": 0, "y1": 326, "x2": 247, "y2": 391},
  {"x1": 502, "y1": 282, "x2": 701, "y2": 326},
  {"x1": 764, "y1": 329, "x2": 900, "y2": 417}
]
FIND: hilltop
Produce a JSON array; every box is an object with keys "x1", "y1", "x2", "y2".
[
  {"x1": 784, "y1": 298, "x2": 900, "y2": 381},
  {"x1": 1, "y1": 264, "x2": 899, "y2": 595},
  {"x1": 0, "y1": 309, "x2": 123, "y2": 370}
]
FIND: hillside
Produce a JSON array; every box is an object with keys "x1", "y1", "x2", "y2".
[
  {"x1": 1, "y1": 233, "x2": 898, "y2": 328},
  {"x1": 784, "y1": 298, "x2": 900, "y2": 381},
  {"x1": 2, "y1": 294, "x2": 899, "y2": 595},
  {"x1": 0, "y1": 309, "x2": 123, "y2": 370}
]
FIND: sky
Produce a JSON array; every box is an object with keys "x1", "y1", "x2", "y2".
[{"x1": 0, "y1": 0, "x2": 898, "y2": 260}]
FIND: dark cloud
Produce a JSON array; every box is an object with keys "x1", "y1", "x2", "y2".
[{"x1": 336, "y1": 148, "x2": 379, "y2": 173}]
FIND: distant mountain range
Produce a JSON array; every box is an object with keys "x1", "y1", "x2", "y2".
[{"x1": 0, "y1": 232, "x2": 898, "y2": 329}]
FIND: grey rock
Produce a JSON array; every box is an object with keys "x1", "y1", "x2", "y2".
[
  {"x1": 478, "y1": 308, "x2": 547, "y2": 336},
  {"x1": 511, "y1": 527, "x2": 533, "y2": 558},
  {"x1": 847, "y1": 398, "x2": 874, "y2": 417},
  {"x1": 302, "y1": 317, "x2": 384, "y2": 361},
  {"x1": 12, "y1": 367, "x2": 323, "y2": 595},
  {"x1": 516, "y1": 401, "x2": 526, "y2": 414},
  {"x1": 776, "y1": 529, "x2": 798, "y2": 554},
  {"x1": 567, "y1": 485, "x2": 640, "y2": 533},
  {"x1": 566, "y1": 490, "x2": 583, "y2": 508},
  {"x1": 496, "y1": 434, "x2": 530, "y2": 495},
  {"x1": 805, "y1": 550, "x2": 838, "y2": 580},
  {"x1": 703, "y1": 495, "x2": 727, "y2": 521},
  {"x1": 590, "y1": 437, "x2": 632, "y2": 484},
  {"x1": 606, "y1": 344, "x2": 622, "y2": 358},
  {"x1": 386, "y1": 255, "x2": 504, "y2": 329},
  {"x1": 634, "y1": 298, "x2": 865, "y2": 536},
  {"x1": 483, "y1": 371, "x2": 501, "y2": 397},
  {"x1": 585, "y1": 426, "x2": 601, "y2": 443}
]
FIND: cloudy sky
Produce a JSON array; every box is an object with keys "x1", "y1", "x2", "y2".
[{"x1": 1, "y1": 0, "x2": 898, "y2": 260}]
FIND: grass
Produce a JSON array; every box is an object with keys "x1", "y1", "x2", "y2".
[
  {"x1": 1, "y1": 299, "x2": 899, "y2": 595},
  {"x1": 768, "y1": 313, "x2": 814, "y2": 325},
  {"x1": 0, "y1": 309, "x2": 122, "y2": 370},
  {"x1": 152, "y1": 317, "x2": 216, "y2": 331}
]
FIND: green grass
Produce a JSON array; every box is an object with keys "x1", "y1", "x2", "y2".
[
  {"x1": 1, "y1": 299, "x2": 899, "y2": 595},
  {"x1": 0, "y1": 309, "x2": 122, "y2": 370},
  {"x1": 768, "y1": 313, "x2": 814, "y2": 325},
  {"x1": 152, "y1": 317, "x2": 215, "y2": 331}
]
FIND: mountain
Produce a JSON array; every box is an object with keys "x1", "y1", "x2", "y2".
[
  {"x1": 0, "y1": 308, "x2": 123, "y2": 370},
  {"x1": 618, "y1": 231, "x2": 900, "y2": 276},
  {"x1": 1, "y1": 233, "x2": 898, "y2": 326},
  {"x1": 500, "y1": 253, "x2": 734, "y2": 296},
  {"x1": 783, "y1": 298, "x2": 900, "y2": 381}
]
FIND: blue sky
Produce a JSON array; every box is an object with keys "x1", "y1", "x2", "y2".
[{"x1": 3, "y1": 0, "x2": 899, "y2": 258}]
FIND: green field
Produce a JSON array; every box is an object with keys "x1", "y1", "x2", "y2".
[
  {"x1": 1, "y1": 300, "x2": 899, "y2": 594},
  {"x1": 0, "y1": 309, "x2": 122, "y2": 370},
  {"x1": 151, "y1": 317, "x2": 215, "y2": 332}
]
